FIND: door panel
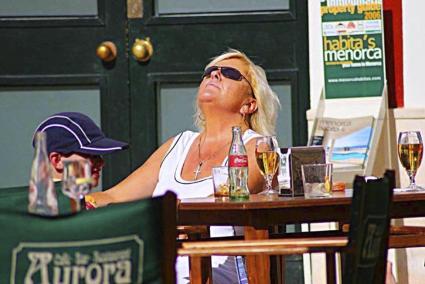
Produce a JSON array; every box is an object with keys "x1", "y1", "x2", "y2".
[
  {"x1": 0, "y1": 0, "x2": 130, "y2": 189},
  {"x1": 156, "y1": 83, "x2": 293, "y2": 146},
  {"x1": 128, "y1": 0, "x2": 309, "y2": 168},
  {"x1": 0, "y1": 0, "x2": 97, "y2": 17},
  {"x1": 146, "y1": 0, "x2": 294, "y2": 24},
  {"x1": 155, "y1": 0, "x2": 289, "y2": 14},
  {"x1": 1, "y1": 0, "x2": 309, "y2": 189},
  {"x1": 157, "y1": 83, "x2": 198, "y2": 143},
  {"x1": 272, "y1": 82, "x2": 293, "y2": 147},
  {"x1": 0, "y1": 87, "x2": 100, "y2": 188}
]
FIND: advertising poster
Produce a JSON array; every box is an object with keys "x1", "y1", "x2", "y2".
[
  {"x1": 311, "y1": 116, "x2": 374, "y2": 169},
  {"x1": 321, "y1": 0, "x2": 385, "y2": 99}
]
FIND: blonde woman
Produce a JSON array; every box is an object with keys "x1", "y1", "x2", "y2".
[{"x1": 89, "y1": 49, "x2": 281, "y2": 283}]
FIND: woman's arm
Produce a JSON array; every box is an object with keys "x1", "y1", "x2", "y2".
[{"x1": 89, "y1": 136, "x2": 175, "y2": 207}]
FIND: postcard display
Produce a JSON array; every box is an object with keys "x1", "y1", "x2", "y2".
[
  {"x1": 303, "y1": 2, "x2": 393, "y2": 281},
  {"x1": 311, "y1": 0, "x2": 390, "y2": 184}
]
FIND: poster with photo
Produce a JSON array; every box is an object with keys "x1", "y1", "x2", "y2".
[
  {"x1": 310, "y1": 116, "x2": 374, "y2": 170},
  {"x1": 321, "y1": 0, "x2": 385, "y2": 99}
]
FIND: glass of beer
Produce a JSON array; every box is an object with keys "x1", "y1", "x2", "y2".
[
  {"x1": 398, "y1": 131, "x2": 424, "y2": 191},
  {"x1": 62, "y1": 159, "x2": 92, "y2": 211},
  {"x1": 256, "y1": 136, "x2": 280, "y2": 195}
]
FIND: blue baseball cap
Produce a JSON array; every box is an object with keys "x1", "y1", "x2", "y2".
[{"x1": 32, "y1": 112, "x2": 128, "y2": 155}]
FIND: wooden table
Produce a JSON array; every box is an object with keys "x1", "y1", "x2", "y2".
[{"x1": 178, "y1": 191, "x2": 425, "y2": 283}]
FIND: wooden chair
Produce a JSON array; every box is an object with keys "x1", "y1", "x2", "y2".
[
  {"x1": 0, "y1": 191, "x2": 177, "y2": 284},
  {"x1": 179, "y1": 170, "x2": 395, "y2": 284},
  {"x1": 340, "y1": 170, "x2": 394, "y2": 284}
]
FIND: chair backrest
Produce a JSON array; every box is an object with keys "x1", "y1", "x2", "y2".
[
  {"x1": 343, "y1": 170, "x2": 395, "y2": 284},
  {"x1": 0, "y1": 191, "x2": 177, "y2": 284},
  {"x1": 0, "y1": 183, "x2": 87, "y2": 215}
]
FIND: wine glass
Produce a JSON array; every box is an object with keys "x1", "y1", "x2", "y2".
[
  {"x1": 62, "y1": 159, "x2": 93, "y2": 211},
  {"x1": 256, "y1": 136, "x2": 280, "y2": 195},
  {"x1": 398, "y1": 131, "x2": 424, "y2": 191}
]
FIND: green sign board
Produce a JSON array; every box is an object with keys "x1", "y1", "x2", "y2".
[
  {"x1": 321, "y1": 0, "x2": 385, "y2": 99},
  {"x1": 11, "y1": 236, "x2": 143, "y2": 284},
  {"x1": 0, "y1": 193, "x2": 173, "y2": 284}
]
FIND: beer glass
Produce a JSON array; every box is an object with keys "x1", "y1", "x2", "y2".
[
  {"x1": 255, "y1": 136, "x2": 279, "y2": 195},
  {"x1": 62, "y1": 160, "x2": 92, "y2": 210},
  {"x1": 398, "y1": 131, "x2": 424, "y2": 191}
]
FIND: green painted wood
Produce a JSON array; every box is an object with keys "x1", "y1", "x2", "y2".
[
  {"x1": 343, "y1": 171, "x2": 394, "y2": 283},
  {"x1": 0, "y1": 183, "x2": 81, "y2": 215},
  {"x1": 0, "y1": 191, "x2": 177, "y2": 284},
  {"x1": 128, "y1": 0, "x2": 310, "y2": 169},
  {"x1": 0, "y1": 0, "x2": 131, "y2": 189}
]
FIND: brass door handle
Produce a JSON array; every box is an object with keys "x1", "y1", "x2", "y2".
[
  {"x1": 132, "y1": 38, "x2": 154, "y2": 62},
  {"x1": 96, "y1": 41, "x2": 117, "y2": 62}
]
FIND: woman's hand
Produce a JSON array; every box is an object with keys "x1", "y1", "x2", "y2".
[
  {"x1": 85, "y1": 191, "x2": 111, "y2": 208},
  {"x1": 84, "y1": 194, "x2": 98, "y2": 209}
]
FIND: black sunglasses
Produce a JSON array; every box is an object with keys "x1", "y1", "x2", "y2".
[
  {"x1": 203, "y1": 65, "x2": 253, "y2": 83},
  {"x1": 202, "y1": 65, "x2": 254, "y2": 97}
]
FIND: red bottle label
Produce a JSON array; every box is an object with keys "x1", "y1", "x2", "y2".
[{"x1": 229, "y1": 155, "x2": 248, "y2": 167}]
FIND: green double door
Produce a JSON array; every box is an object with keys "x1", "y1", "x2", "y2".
[{"x1": 0, "y1": 0, "x2": 309, "y2": 191}]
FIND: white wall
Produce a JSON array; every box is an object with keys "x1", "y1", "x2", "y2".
[
  {"x1": 403, "y1": 0, "x2": 425, "y2": 107},
  {"x1": 308, "y1": 0, "x2": 324, "y2": 110},
  {"x1": 308, "y1": 0, "x2": 425, "y2": 109}
]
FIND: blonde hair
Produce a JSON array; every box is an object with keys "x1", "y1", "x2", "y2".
[{"x1": 194, "y1": 49, "x2": 281, "y2": 136}]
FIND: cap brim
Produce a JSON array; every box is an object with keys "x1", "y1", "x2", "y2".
[{"x1": 77, "y1": 137, "x2": 128, "y2": 155}]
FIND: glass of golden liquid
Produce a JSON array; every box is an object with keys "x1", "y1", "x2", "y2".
[
  {"x1": 398, "y1": 131, "x2": 424, "y2": 191},
  {"x1": 62, "y1": 160, "x2": 93, "y2": 211},
  {"x1": 256, "y1": 136, "x2": 280, "y2": 195}
]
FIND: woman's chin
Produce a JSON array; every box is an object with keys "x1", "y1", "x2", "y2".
[
  {"x1": 199, "y1": 86, "x2": 221, "y2": 98},
  {"x1": 198, "y1": 93, "x2": 218, "y2": 104}
]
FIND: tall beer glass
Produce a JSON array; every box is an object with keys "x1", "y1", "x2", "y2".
[
  {"x1": 62, "y1": 159, "x2": 92, "y2": 211},
  {"x1": 256, "y1": 136, "x2": 279, "y2": 195},
  {"x1": 398, "y1": 131, "x2": 424, "y2": 191}
]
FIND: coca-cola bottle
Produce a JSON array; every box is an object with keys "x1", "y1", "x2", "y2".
[
  {"x1": 228, "y1": 126, "x2": 250, "y2": 200},
  {"x1": 28, "y1": 132, "x2": 58, "y2": 216}
]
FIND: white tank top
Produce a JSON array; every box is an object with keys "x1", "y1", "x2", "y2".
[
  {"x1": 152, "y1": 129, "x2": 262, "y2": 199},
  {"x1": 154, "y1": 129, "x2": 261, "y2": 281}
]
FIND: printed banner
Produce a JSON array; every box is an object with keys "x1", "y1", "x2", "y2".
[
  {"x1": 0, "y1": 196, "x2": 170, "y2": 284},
  {"x1": 11, "y1": 236, "x2": 144, "y2": 284},
  {"x1": 321, "y1": 0, "x2": 385, "y2": 98}
]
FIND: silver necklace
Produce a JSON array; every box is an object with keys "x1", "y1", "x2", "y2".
[{"x1": 193, "y1": 135, "x2": 230, "y2": 180}]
